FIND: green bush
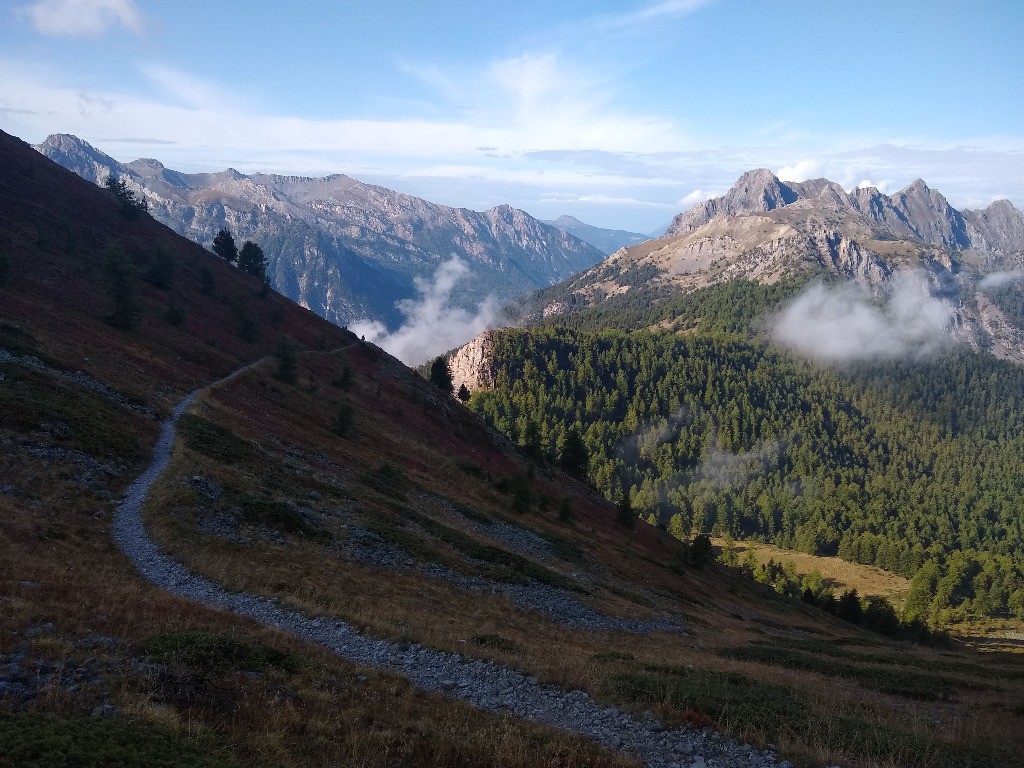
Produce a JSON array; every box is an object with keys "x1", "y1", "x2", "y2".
[
  {"x1": 331, "y1": 401, "x2": 354, "y2": 436},
  {"x1": 274, "y1": 339, "x2": 298, "y2": 384},
  {"x1": 141, "y1": 630, "x2": 298, "y2": 673},
  {"x1": 177, "y1": 414, "x2": 252, "y2": 465},
  {"x1": 0, "y1": 712, "x2": 236, "y2": 768},
  {"x1": 143, "y1": 249, "x2": 176, "y2": 291},
  {"x1": 230, "y1": 492, "x2": 313, "y2": 536},
  {"x1": 101, "y1": 247, "x2": 139, "y2": 330}
]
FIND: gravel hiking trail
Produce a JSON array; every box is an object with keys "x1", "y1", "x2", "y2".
[{"x1": 112, "y1": 360, "x2": 792, "y2": 768}]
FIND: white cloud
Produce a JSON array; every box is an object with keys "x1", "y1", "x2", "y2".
[
  {"x1": 772, "y1": 272, "x2": 954, "y2": 362},
  {"x1": 16, "y1": 0, "x2": 143, "y2": 37},
  {"x1": 855, "y1": 178, "x2": 892, "y2": 193},
  {"x1": 978, "y1": 270, "x2": 1024, "y2": 291},
  {"x1": 677, "y1": 188, "x2": 717, "y2": 208},
  {"x1": 777, "y1": 158, "x2": 824, "y2": 182},
  {"x1": 349, "y1": 256, "x2": 500, "y2": 366},
  {"x1": 598, "y1": 0, "x2": 716, "y2": 29}
]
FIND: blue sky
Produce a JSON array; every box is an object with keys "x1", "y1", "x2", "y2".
[{"x1": 1, "y1": 0, "x2": 1022, "y2": 232}]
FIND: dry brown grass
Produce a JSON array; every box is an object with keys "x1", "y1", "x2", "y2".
[{"x1": 726, "y1": 539, "x2": 913, "y2": 609}]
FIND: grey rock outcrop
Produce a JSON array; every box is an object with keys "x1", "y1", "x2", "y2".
[{"x1": 448, "y1": 330, "x2": 498, "y2": 396}]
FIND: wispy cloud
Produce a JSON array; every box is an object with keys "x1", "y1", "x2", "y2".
[
  {"x1": 597, "y1": 0, "x2": 716, "y2": 30},
  {"x1": 978, "y1": 270, "x2": 1024, "y2": 291},
  {"x1": 16, "y1": 0, "x2": 144, "y2": 37},
  {"x1": 772, "y1": 272, "x2": 954, "y2": 362},
  {"x1": 349, "y1": 256, "x2": 500, "y2": 366}
]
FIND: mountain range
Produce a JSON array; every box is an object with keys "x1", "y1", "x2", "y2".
[
  {"x1": 35, "y1": 134, "x2": 607, "y2": 329},
  {"x1": 522, "y1": 168, "x2": 1024, "y2": 360}
]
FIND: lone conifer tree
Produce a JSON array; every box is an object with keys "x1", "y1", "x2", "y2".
[
  {"x1": 212, "y1": 228, "x2": 238, "y2": 264},
  {"x1": 101, "y1": 248, "x2": 139, "y2": 330},
  {"x1": 429, "y1": 356, "x2": 453, "y2": 395},
  {"x1": 457, "y1": 383, "x2": 471, "y2": 402},
  {"x1": 615, "y1": 491, "x2": 635, "y2": 528},
  {"x1": 557, "y1": 427, "x2": 589, "y2": 478},
  {"x1": 238, "y1": 240, "x2": 267, "y2": 280},
  {"x1": 274, "y1": 339, "x2": 298, "y2": 384}
]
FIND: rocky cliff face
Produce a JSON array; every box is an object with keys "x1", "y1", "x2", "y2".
[
  {"x1": 448, "y1": 330, "x2": 498, "y2": 395},
  {"x1": 36, "y1": 135, "x2": 605, "y2": 329}
]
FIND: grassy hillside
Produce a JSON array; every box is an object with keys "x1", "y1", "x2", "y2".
[{"x1": 2, "y1": 130, "x2": 1024, "y2": 768}]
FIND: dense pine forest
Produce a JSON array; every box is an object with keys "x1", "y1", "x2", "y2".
[{"x1": 472, "y1": 281, "x2": 1024, "y2": 624}]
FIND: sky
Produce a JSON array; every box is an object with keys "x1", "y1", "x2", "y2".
[{"x1": 1, "y1": 0, "x2": 1022, "y2": 233}]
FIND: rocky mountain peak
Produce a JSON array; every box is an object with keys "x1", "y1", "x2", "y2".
[
  {"x1": 666, "y1": 167, "x2": 798, "y2": 237},
  {"x1": 964, "y1": 198, "x2": 1024, "y2": 253}
]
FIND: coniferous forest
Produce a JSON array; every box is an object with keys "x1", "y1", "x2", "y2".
[{"x1": 472, "y1": 281, "x2": 1024, "y2": 624}]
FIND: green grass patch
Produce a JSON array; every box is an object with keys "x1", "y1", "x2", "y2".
[
  {"x1": 177, "y1": 414, "x2": 253, "y2": 465},
  {"x1": 225, "y1": 491, "x2": 314, "y2": 536},
  {"x1": 362, "y1": 505, "x2": 582, "y2": 592},
  {"x1": 141, "y1": 630, "x2": 299, "y2": 674},
  {"x1": 0, "y1": 323, "x2": 41, "y2": 357},
  {"x1": 720, "y1": 644, "x2": 990, "y2": 701},
  {"x1": 361, "y1": 463, "x2": 408, "y2": 499},
  {"x1": 541, "y1": 531, "x2": 587, "y2": 564},
  {"x1": 0, "y1": 712, "x2": 237, "y2": 768},
  {"x1": 608, "y1": 664, "x2": 1014, "y2": 767},
  {"x1": 589, "y1": 651, "x2": 636, "y2": 663},
  {"x1": 608, "y1": 664, "x2": 810, "y2": 734},
  {"x1": 469, "y1": 634, "x2": 523, "y2": 653},
  {"x1": 0, "y1": 364, "x2": 150, "y2": 460}
]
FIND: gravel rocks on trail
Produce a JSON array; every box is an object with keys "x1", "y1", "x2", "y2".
[{"x1": 112, "y1": 369, "x2": 793, "y2": 768}]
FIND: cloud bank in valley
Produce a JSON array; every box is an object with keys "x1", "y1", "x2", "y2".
[
  {"x1": 349, "y1": 256, "x2": 499, "y2": 366},
  {"x1": 772, "y1": 272, "x2": 953, "y2": 362},
  {"x1": 978, "y1": 270, "x2": 1024, "y2": 291}
]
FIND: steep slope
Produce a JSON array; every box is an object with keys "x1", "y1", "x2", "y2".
[
  {"x1": 36, "y1": 134, "x2": 605, "y2": 329},
  {"x1": 544, "y1": 215, "x2": 649, "y2": 255},
  {"x1": 525, "y1": 169, "x2": 1024, "y2": 359},
  {"x1": 6, "y1": 129, "x2": 1024, "y2": 768}
]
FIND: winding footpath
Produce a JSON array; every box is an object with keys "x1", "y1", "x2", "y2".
[{"x1": 113, "y1": 364, "x2": 792, "y2": 768}]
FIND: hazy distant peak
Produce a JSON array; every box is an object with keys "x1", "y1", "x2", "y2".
[
  {"x1": 550, "y1": 215, "x2": 584, "y2": 227},
  {"x1": 542, "y1": 214, "x2": 649, "y2": 256}
]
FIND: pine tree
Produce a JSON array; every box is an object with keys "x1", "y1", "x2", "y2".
[
  {"x1": 238, "y1": 240, "x2": 267, "y2": 280},
  {"x1": 615, "y1": 492, "x2": 635, "y2": 528},
  {"x1": 557, "y1": 427, "x2": 589, "y2": 478},
  {"x1": 212, "y1": 228, "x2": 238, "y2": 264},
  {"x1": 104, "y1": 176, "x2": 148, "y2": 220},
  {"x1": 275, "y1": 339, "x2": 298, "y2": 384},
  {"x1": 101, "y1": 248, "x2": 139, "y2": 330},
  {"x1": 429, "y1": 356, "x2": 453, "y2": 395},
  {"x1": 331, "y1": 402, "x2": 354, "y2": 436},
  {"x1": 457, "y1": 383, "x2": 471, "y2": 402}
]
